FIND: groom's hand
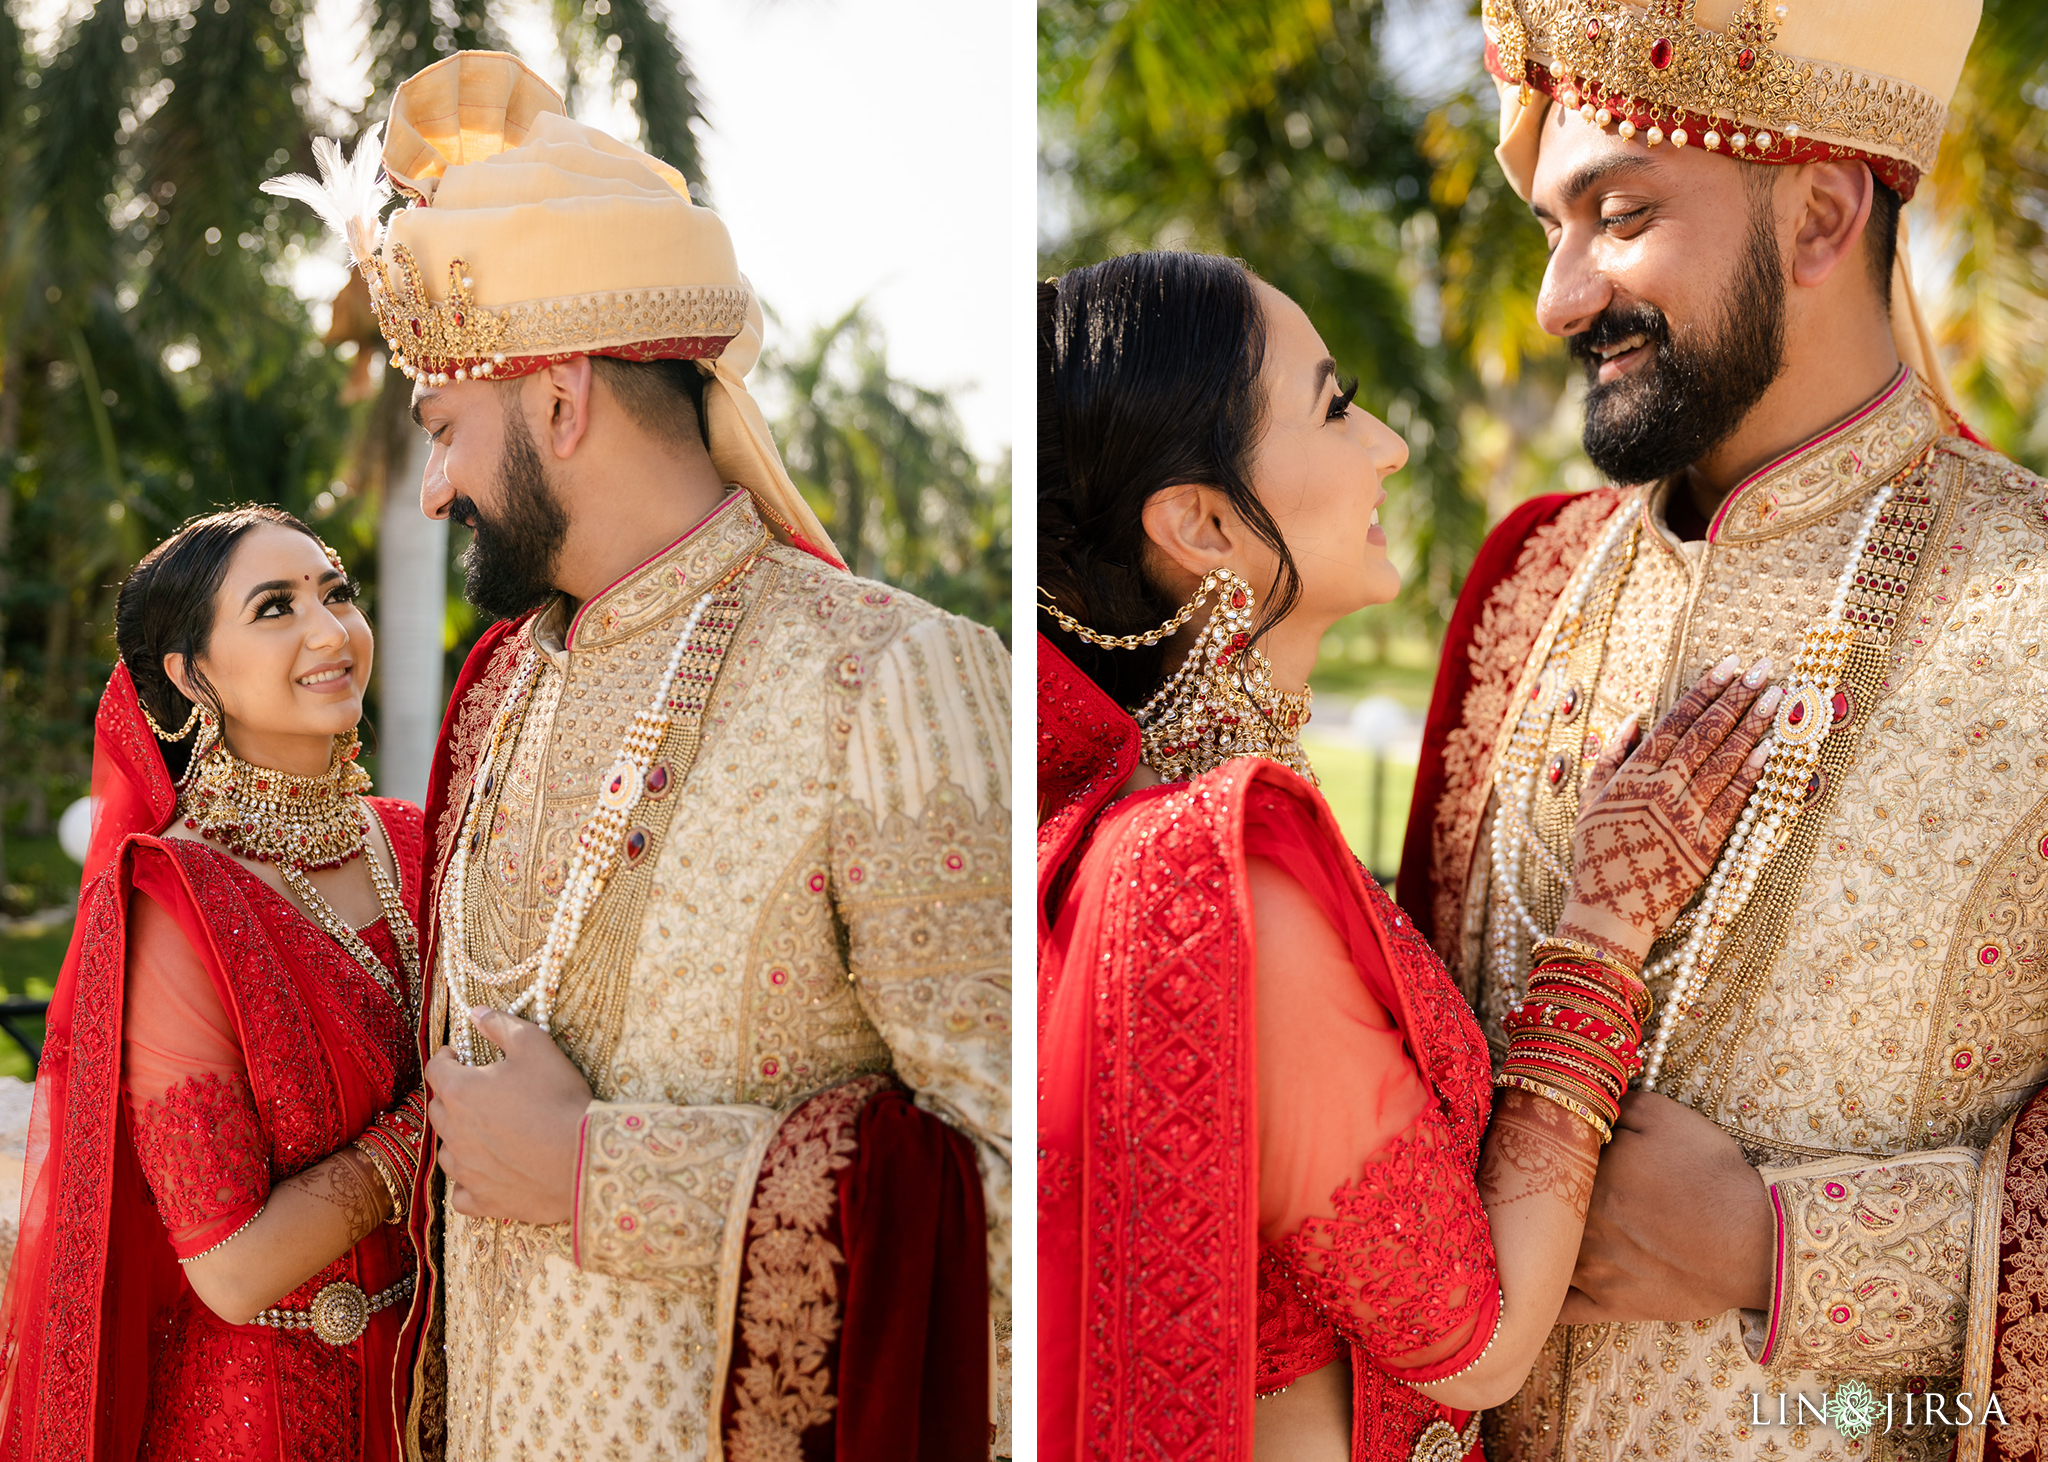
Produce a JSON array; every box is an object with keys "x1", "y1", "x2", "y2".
[
  {"x1": 426, "y1": 1007, "x2": 593, "y2": 1226},
  {"x1": 1557, "y1": 1090, "x2": 1776, "y2": 1324}
]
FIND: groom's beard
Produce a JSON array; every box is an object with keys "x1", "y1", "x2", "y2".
[
  {"x1": 452, "y1": 411, "x2": 570, "y2": 621},
  {"x1": 1571, "y1": 199, "x2": 1790, "y2": 486}
]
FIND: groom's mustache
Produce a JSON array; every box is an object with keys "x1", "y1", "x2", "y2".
[
  {"x1": 447, "y1": 495, "x2": 486, "y2": 533},
  {"x1": 1567, "y1": 301, "x2": 1672, "y2": 374}
]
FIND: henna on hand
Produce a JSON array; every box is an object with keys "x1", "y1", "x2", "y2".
[
  {"x1": 288, "y1": 1147, "x2": 391, "y2": 1246},
  {"x1": 1478, "y1": 1090, "x2": 1600, "y2": 1218},
  {"x1": 1558, "y1": 656, "x2": 1778, "y2": 966}
]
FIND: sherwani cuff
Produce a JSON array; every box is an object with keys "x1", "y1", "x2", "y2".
[
  {"x1": 572, "y1": 1100, "x2": 781, "y2": 1285},
  {"x1": 1748, "y1": 1147, "x2": 1979, "y2": 1374}
]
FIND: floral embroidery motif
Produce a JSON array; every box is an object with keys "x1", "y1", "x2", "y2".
[
  {"x1": 132, "y1": 1071, "x2": 270, "y2": 1237},
  {"x1": 1767, "y1": 1152, "x2": 1976, "y2": 1372},
  {"x1": 574, "y1": 1101, "x2": 777, "y2": 1288},
  {"x1": 722, "y1": 1075, "x2": 886, "y2": 1459},
  {"x1": 1282, "y1": 1103, "x2": 1497, "y2": 1363},
  {"x1": 1980, "y1": 1094, "x2": 2048, "y2": 1459}
]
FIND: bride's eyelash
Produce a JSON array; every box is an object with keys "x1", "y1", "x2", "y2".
[
  {"x1": 327, "y1": 579, "x2": 361, "y2": 604},
  {"x1": 1327, "y1": 375, "x2": 1359, "y2": 421}
]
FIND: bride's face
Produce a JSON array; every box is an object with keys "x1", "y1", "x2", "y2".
[
  {"x1": 175, "y1": 525, "x2": 373, "y2": 754},
  {"x1": 1239, "y1": 281, "x2": 1409, "y2": 618}
]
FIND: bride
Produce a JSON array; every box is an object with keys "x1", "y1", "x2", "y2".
[{"x1": 0, "y1": 505, "x2": 426, "y2": 1459}]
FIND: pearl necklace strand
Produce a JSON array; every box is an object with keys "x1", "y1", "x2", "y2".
[
  {"x1": 1638, "y1": 482, "x2": 1895, "y2": 1088},
  {"x1": 1488, "y1": 505, "x2": 1640, "y2": 1014},
  {"x1": 441, "y1": 586, "x2": 724, "y2": 1065}
]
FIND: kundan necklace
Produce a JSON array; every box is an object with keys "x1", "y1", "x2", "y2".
[
  {"x1": 440, "y1": 551, "x2": 759, "y2": 1065},
  {"x1": 179, "y1": 729, "x2": 421, "y2": 1015},
  {"x1": 1487, "y1": 451, "x2": 1941, "y2": 1090}
]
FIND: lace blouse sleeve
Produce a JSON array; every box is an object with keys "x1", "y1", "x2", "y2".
[
  {"x1": 1249, "y1": 854, "x2": 1498, "y2": 1377},
  {"x1": 122, "y1": 885, "x2": 270, "y2": 1258}
]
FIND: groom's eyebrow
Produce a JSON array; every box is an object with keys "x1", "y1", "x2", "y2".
[
  {"x1": 409, "y1": 391, "x2": 440, "y2": 428},
  {"x1": 1532, "y1": 154, "x2": 1657, "y2": 222}
]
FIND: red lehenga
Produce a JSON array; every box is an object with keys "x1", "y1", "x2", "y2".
[
  {"x1": 1038, "y1": 637, "x2": 1499, "y2": 1461},
  {"x1": 0, "y1": 666, "x2": 420, "y2": 1460}
]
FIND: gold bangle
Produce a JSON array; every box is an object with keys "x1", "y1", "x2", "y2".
[
  {"x1": 1495, "y1": 1073, "x2": 1614, "y2": 1143},
  {"x1": 177, "y1": 1204, "x2": 266, "y2": 1264},
  {"x1": 1503, "y1": 1042, "x2": 1625, "y2": 1101},
  {"x1": 1528, "y1": 968, "x2": 1651, "y2": 1026},
  {"x1": 351, "y1": 1140, "x2": 408, "y2": 1226},
  {"x1": 1531, "y1": 936, "x2": 1646, "y2": 986}
]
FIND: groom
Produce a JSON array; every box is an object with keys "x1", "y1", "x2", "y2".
[
  {"x1": 335, "y1": 53, "x2": 1011, "y2": 1461},
  {"x1": 1402, "y1": 1, "x2": 2047, "y2": 1457}
]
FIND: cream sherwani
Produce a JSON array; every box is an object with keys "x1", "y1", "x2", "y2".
[
  {"x1": 1431, "y1": 372, "x2": 2048, "y2": 1461},
  {"x1": 409, "y1": 491, "x2": 1010, "y2": 1460}
]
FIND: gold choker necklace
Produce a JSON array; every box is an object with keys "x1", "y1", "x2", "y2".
[{"x1": 180, "y1": 730, "x2": 373, "y2": 871}]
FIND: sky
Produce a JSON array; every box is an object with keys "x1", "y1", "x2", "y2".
[{"x1": 24, "y1": 0, "x2": 1014, "y2": 464}]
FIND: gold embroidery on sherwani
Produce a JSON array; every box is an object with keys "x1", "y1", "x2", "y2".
[
  {"x1": 1467, "y1": 377, "x2": 2048, "y2": 1461},
  {"x1": 722, "y1": 1073, "x2": 890, "y2": 1461},
  {"x1": 1956, "y1": 1109, "x2": 2014, "y2": 1462},
  {"x1": 1764, "y1": 1149, "x2": 1977, "y2": 1372},
  {"x1": 434, "y1": 492, "x2": 1012, "y2": 1461},
  {"x1": 1915, "y1": 792, "x2": 2048, "y2": 1140}
]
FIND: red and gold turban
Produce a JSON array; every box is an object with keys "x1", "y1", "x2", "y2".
[
  {"x1": 268, "y1": 51, "x2": 840, "y2": 565},
  {"x1": 1481, "y1": 0, "x2": 1982, "y2": 412}
]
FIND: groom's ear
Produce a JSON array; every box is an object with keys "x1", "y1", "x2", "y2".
[
  {"x1": 536, "y1": 356, "x2": 597, "y2": 462},
  {"x1": 1139, "y1": 482, "x2": 1240, "y2": 583}
]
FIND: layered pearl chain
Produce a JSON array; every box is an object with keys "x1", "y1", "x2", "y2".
[
  {"x1": 1488, "y1": 505, "x2": 1640, "y2": 1015},
  {"x1": 441, "y1": 559, "x2": 754, "y2": 1064},
  {"x1": 1639, "y1": 481, "x2": 1899, "y2": 1088}
]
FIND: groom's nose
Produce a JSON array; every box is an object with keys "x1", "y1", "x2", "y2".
[
  {"x1": 419, "y1": 449, "x2": 455, "y2": 521},
  {"x1": 1538, "y1": 236, "x2": 1616, "y2": 340}
]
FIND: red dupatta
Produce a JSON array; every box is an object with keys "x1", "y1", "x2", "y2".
[
  {"x1": 0, "y1": 664, "x2": 182, "y2": 1458},
  {"x1": 0, "y1": 666, "x2": 421, "y2": 1460},
  {"x1": 1038, "y1": 639, "x2": 1494, "y2": 1462}
]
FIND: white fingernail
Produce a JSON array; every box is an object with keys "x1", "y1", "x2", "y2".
[
  {"x1": 1757, "y1": 685, "x2": 1783, "y2": 713},
  {"x1": 1712, "y1": 654, "x2": 1741, "y2": 683},
  {"x1": 1742, "y1": 655, "x2": 1773, "y2": 687},
  {"x1": 1747, "y1": 742, "x2": 1770, "y2": 766}
]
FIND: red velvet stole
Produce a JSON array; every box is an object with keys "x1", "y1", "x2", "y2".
[
  {"x1": 1974, "y1": 1088, "x2": 2048, "y2": 1460},
  {"x1": 1040, "y1": 625, "x2": 1490, "y2": 1459},
  {"x1": 718, "y1": 1078, "x2": 991, "y2": 1460},
  {"x1": 0, "y1": 818, "x2": 421, "y2": 1461}
]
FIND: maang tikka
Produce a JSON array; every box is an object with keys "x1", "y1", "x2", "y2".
[{"x1": 1039, "y1": 567, "x2": 1317, "y2": 785}]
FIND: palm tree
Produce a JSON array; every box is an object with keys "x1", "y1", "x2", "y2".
[{"x1": 768, "y1": 305, "x2": 1011, "y2": 638}]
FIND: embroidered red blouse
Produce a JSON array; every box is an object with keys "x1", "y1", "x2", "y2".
[{"x1": 1037, "y1": 637, "x2": 1499, "y2": 1462}]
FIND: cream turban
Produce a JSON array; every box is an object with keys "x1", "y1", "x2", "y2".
[
  {"x1": 275, "y1": 51, "x2": 841, "y2": 567},
  {"x1": 1480, "y1": 0, "x2": 1981, "y2": 416}
]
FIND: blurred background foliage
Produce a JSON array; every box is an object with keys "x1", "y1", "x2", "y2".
[
  {"x1": 1040, "y1": 0, "x2": 2048, "y2": 864},
  {"x1": 0, "y1": 0, "x2": 1007, "y2": 928}
]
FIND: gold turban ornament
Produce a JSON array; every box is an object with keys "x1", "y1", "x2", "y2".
[
  {"x1": 1480, "y1": 0, "x2": 1981, "y2": 418},
  {"x1": 263, "y1": 51, "x2": 842, "y2": 567}
]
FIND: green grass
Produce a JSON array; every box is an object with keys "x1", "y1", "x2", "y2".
[
  {"x1": 1301, "y1": 733, "x2": 1418, "y2": 880},
  {"x1": 0, "y1": 918, "x2": 66, "y2": 1082},
  {"x1": 0, "y1": 831, "x2": 87, "y2": 1081}
]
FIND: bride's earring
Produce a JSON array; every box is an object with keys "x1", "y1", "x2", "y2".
[
  {"x1": 1039, "y1": 569, "x2": 1316, "y2": 785},
  {"x1": 139, "y1": 699, "x2": 204, "y2": 743}
]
